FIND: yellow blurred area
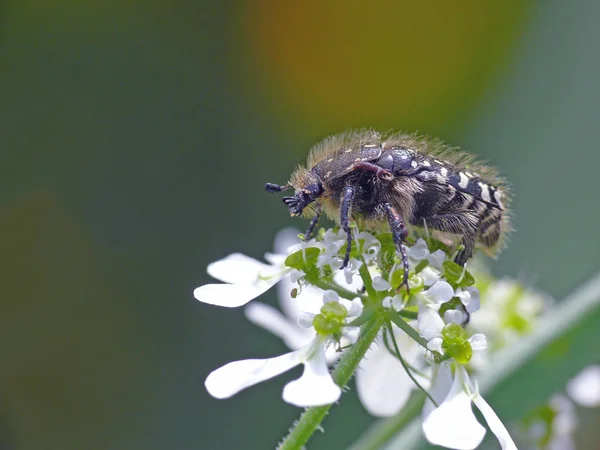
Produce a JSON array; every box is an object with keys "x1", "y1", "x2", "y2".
[{"x1": 239, "y1": 1, "x2": 532, "y2": 131}]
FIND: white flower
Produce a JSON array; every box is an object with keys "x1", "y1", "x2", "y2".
[
  {"x1": 205, "y1": 335, "x2": 341, "y2": 407},
  {"x1": 356, "y1": 327, "x2": 426, "y2": 417},
  {"x1": 206, "y1": 288, "x2": 362, "y2": 407},
  {"x1": 566, "y1": 364, "x2": 600, "y2": 408},
  {"x1": 193, "y1": 252, "x2": 290, "y2": 307},
  {"x1": 423, "y1": 363, "x2": 517, "y2": 450},
  {"x1": 417, "y1": 281, "x2": 454, "y2": 340}
]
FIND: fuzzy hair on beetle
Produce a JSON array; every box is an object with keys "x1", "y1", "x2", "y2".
[{"x1": 266, "y1": 129, "x2": 512, "y2": 290}]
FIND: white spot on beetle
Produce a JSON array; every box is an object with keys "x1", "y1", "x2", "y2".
[
  {"x1": 479, "y1": 182, "x2": 491, "y2": 202},
  {"x1": 436, "y1": 174, "x2": 446, "y2": 184},
  {"x1": 422, "y1": 160, "x2": 431, "y2": 167},
  {"x1": 327, "y1": 158, "x2": 334, "y2": 162},
  {"x1": 434, "y1": 159, "x2": 443, "y2": 164},
  {"x1": 464, "y1": 171, "x2": 474, "y2": 178},
  {"x1": 440, "y1": 167, "x2": 449, "y2": 177},
  {"x1": 494, "y1": 190, "x2": 504, "y2": 209},
  {"x1": 411, "y1": 160, "x2": 418, "y2": 168},
  {"x1": 458, "y1": 172, "x2": 469, "y2": 189},
  {"x1": 345, "y1": 148, "x2": 353, "y2": 153}
]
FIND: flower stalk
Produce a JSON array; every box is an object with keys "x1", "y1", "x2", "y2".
[{"x1": 278, "y1": 314, "x2": 385, "y2": 450}]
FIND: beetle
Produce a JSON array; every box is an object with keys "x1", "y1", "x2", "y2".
[{"x1": 266, "y1": 129, "x2": 511, "y2": 289}]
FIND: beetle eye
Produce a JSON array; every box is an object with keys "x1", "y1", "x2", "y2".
[{"x1": 306, "y1": 183, "x2": 323, "y2": 200}]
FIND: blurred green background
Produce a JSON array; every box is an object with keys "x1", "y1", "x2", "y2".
[{"x1": 1, "y1": 0, "x2": 599, "y2": 449}]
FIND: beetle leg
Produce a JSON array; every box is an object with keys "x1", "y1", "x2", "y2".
[
  {"x1": 351, "y1": 161, "x2": 393, "y2": 180},
  {"x1": 340, "y1": 185, "x2": 356, "y2": 268},
  {"x1": 304, "y1": 204, "x2": 321, "y2": 240},
  {"x1": 383, "y1": 203, "x2": 410, "y2": 293}
]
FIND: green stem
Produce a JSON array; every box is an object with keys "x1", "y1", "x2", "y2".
[
  {"x1": 388, "y1": 311, "x2": 430, "y2": 350},
  {"x1": 358, "y1": 260, "x2": 378, "y2": 305},
  {"x1": 278, "y1": 315, "x2": 384, "y2": 450},
  {"x1": 385, "y1": 321, "x2": 437, "y2": 406},
  {"x1": 311, "y1": 279, "x2": 363, "y2": 300}
]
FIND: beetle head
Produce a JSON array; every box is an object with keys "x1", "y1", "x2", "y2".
[{"x1": 282, "y1": 182, "x2": 323, "y2": 216}]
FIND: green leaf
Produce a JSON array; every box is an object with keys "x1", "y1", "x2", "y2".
[
  {"x1": 353, "y1": 270, "x2": 600, "y2": 450},
  {"x1": 442, "y1": 260, "x2": 475, "y2": 287},
  {"x1": 284, "y1": 247, "x2": 320, "y2": 269}
]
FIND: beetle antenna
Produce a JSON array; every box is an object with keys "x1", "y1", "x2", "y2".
[{"x1": 265, "y1": 183, "x2": 291, "y2": 193}]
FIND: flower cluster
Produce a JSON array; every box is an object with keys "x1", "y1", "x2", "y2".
[{"x1": 194, "y1": 226, "x2": 517, "y2": 449}]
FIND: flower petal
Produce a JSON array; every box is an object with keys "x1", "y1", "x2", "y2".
[
  {"x1": 205, "y1": 350, "x2": 302, "y2": 399},
  {"x1": 465, "y1": 287, "x2": 481, "y2": 313},
  {"x1": 421, "y1": 267, "x2": 441, "y2": 286},
  {"x1": 423, "y1": 365, "x2": 486, "y2": 450},
  {"x1": 373, "y1": 276, "x2": 391, "y2": 291},
  {"x1": 422, "y1": 361, "x2": 453, "y2": 419},
  {"x1": 194, "y1": 283, "x2": 273, "y2": 307},
  {"x1": 566, "y1": 365, "x2": 600, "y2": 407},
  {"x1": 207, "y1": 253, "x2": 267, "y2": 284},
  {"x1": 472, "y1": 392, "x2": 518, "y2": 450},
  {"x1": 444, "y1": 309, "x2": 464, "y2": 324},
  {"x1": 407, "y1": 238, "x2": 429, "y2": 261},
  {"x1": 356, "y1": 333, "x2": 417, "y2": 416},
  {"x1": 245, "y1": 302, "x2": 313, "y2": 350},
  {"x1": 283, "y1": 344, "x2": 341, "y2": 406},
  {"x1": 277, "y1": 279, "x2": 323, "y2": 318},
  {"x1": 427, "y1": 249, "x2": 447, "y2": 270},
  {"x1": 273, "y1": 227, "x2": 302, "y2": 255},
  {"x1": 418, "y1": 304, "x2": 445, "y2": 340},
  {"x1": 468, "y1": 334, "x2": 488, "y2": 351},
  {"x1": 342, "y1": 326, "x2": 360, "y2": 344},
  {"x1": 423, "y1": 281, "x2": 454, "y2": 306}
]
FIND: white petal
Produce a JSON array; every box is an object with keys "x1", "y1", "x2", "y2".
[
  {"x1": 468, "y1": 334, "x2": 488, "y2": 351},
  {"x1": 373, "y1": 276, "x2": 391, "y2": 291},
  {"x1": 418, "y1": 304, "x2": 445, "y2": 340},
  {"x1": 407, "y1": 238, "x2": 430, "y2": 261},
  {"x1": 273, "y1": 227, "x2": 302, "y2": 255},
  {"x1": 566, "y1": 365, "x2": 600, "y2": 407},
  {"x1": 465, "y1": 287, "x2": 481, "y2": 313},
  {"x1": 277, "y1": 280, "x2": 323, "y2": 318},
  {"x1": 423, "y1": 365, "x2": 486, "y2": 450},
  {"x1": 289, "y1": 269, "x2": 305, "y2": 283},
  {"x1": 455, "y1": 289, "x2": 471, "y2": 307},
  {"x1": 333, "y1": 266, "x2": 364, "y2": 292},
  {"x1": 421, "y1": 267, "x2": 440, "y2": 286},
  {"x1": 342, "y1": 326, "x2": 360, "y2": 344},
  {"x1": 444, "y1": 309, "x2": 464, "y2": 324},
  {"x1": 194, "y1": 283, "x2": 273, "y2": 307},
  {"x1": 422, "y1": 362, "x2": 453, "y2": 419},
  {"x1": 244, "y1": 302, "x2": 312, "y2": 350},
  {"x1": 423, "y1": 281, "x2": 454, "y2": 306},
  {"x1": 427, "y1": 249, "x2": 447, "y2": 269},
  {"x1": 345, "y1": 297, "x2": 364, "y2": 318},
  {"x1": 427, "y1": 337, "x2": 444, "y2": 355},
  {"x1": 323, "y1": 290, "x2": 340, "y2": 303},
  {"x1": 356, "y1": 337, "x2": 414, "y2": 416},
  {"x1": 282, "y1": 344, "x2": 341, "y2": 406},
  {"x1": 207, "y1": 253, "x2": 267, "y2": 284},
  {"x1": 205, "y1": 350, "x2": 302, "y2": 399},
  {"x1": 472, "y1": 393, "x2": 518, "y2": 450}
]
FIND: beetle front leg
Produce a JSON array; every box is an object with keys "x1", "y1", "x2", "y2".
[
  {"x1": 383, "y1": 203, "x2": 410, "y2": 292},
  {"x1": 304, "y1": 204, "x2": 321, "y2": 240},
  {"x1": 340, "y1": 185, "x2": 356, "y2": 269}
]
